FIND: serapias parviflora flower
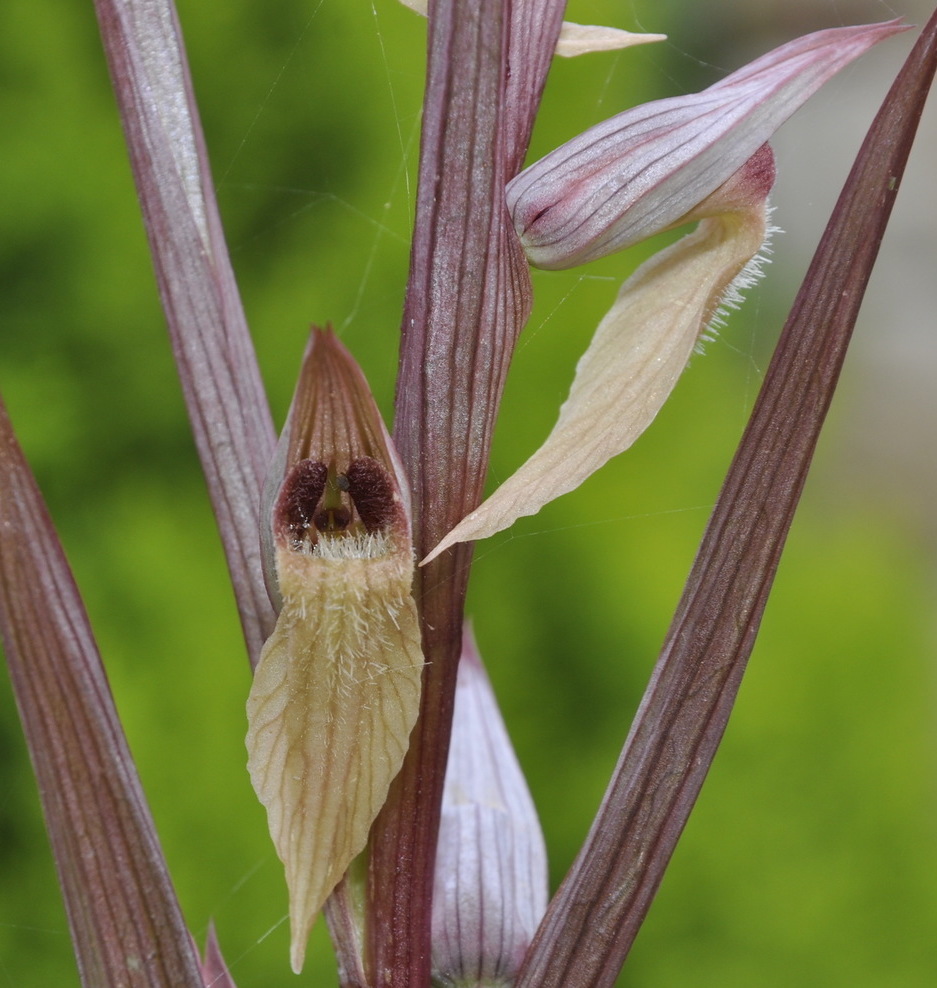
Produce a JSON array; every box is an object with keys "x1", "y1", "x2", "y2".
[
  {"x1": 431, "y1": 626, "x2": 548, "y2": 988},
  {"x1": 423, "y1": 20, "x2": 906, "y2": 564},
  {"x1": 397, "y1": 0, "x2": 667, "y2": 58},
  {"x1": 246, "y1": 328, "x2": 423, "y2": 974}
]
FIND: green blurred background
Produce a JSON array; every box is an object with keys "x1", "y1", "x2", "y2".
[{"x1": 2, "y1": 0, "x2": 935, "y2": 985}]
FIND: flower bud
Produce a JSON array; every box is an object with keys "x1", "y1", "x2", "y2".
[
  {"x1": 246, "y1": 328, "x2": 423, "y2": 974},
  {"x1": 431, "y1": 627, "x2": 548, "y2": 988}
]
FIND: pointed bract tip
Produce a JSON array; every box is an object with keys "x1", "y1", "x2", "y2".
[{"x1": 199, "y1": 922, "x2": 239, "y2": 988}]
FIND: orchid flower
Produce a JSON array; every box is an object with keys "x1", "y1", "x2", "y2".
[
  {"x1": 1, "y1": 2, "x2": 936, "y2": 987},
  {"x1": 247, "y1": 329, "x2": 424, "y2": 973},
  {"x1": 425, "y1": 21, "x2": 906, "y2": 563}
]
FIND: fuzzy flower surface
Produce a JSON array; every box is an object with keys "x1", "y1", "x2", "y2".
[
  {"x1": 246, "y1": 329, "x2": 423, "y2": 974},
  {"x1": 424, "y1": 20, "x2": 905, "y2": 564}
]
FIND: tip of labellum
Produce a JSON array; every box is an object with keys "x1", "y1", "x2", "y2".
[
  {"x1": 554, "y1": 23, "x2": 666, "y2": 58},
  {"x1": 398, "y1": 0, "x2": 666, "y2": 59}
]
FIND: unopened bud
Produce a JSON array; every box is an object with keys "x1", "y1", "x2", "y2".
[{"x1": 431, "y1": 627, "x2": 547, "y2": 988}]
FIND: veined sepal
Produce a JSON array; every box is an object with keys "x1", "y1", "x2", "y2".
[
  {"x1": 507, "y1": 21, "x2": 906, "y2": 270},
  {"x1": 246, "y1": 328, "x2": 423, "y2": 973}
]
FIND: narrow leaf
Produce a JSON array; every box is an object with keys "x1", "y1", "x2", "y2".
[
  {"x1": 0, "y1": 397, "x2": 203, "y2": 988},
  {"x1": 370, "y1": 3, "x2": 527, "y2": 985},
  {"x1": 516, "y1": 11, "x2": 937, "y2": 988},
  {"x1": 93, "y1": 0, "x2": 277, "y2": 665},
  {"x1": 370, "y1": 2, "x2": 565, "y2": 984},
  {"x1": 504, "y1": 0, "x2": 569, "y2": 175}
]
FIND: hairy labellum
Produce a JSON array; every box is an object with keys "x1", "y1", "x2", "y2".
[
  {"x1": 246, "y1": 329, "x2": 423, "y2": 973},
  {"x1": 425, "y1": 148, "x2": 775, "y2": 563},
  {"x1": 425, "y1": 21, "x2": 906, "y2": 562}
]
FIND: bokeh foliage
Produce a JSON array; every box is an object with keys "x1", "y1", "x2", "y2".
[{"x1": 1, "y1": 1, "x2": 935, "y2": 986}]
